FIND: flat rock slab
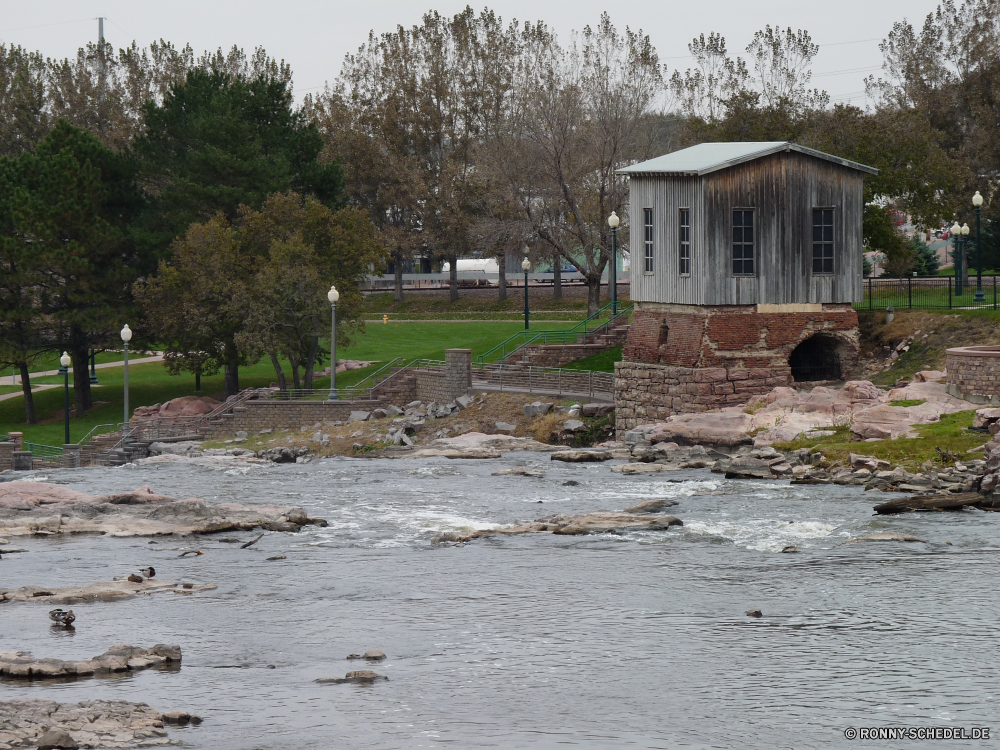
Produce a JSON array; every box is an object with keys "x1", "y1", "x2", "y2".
[
  {"x1": 491, "y1": 468, "x2": 544, "y2": 477},
  {"x1": 0, "y1": 481, "x2": 324, "y2": 537},
  {"x1": 0, "y1": 580, "x2": 216, "y2": 605},
  {"x1": 612, "y1": 463, "x2": 680, "y2": 474},
  {"x1": 432, "y1": 511, "x2": 683, "y2": 543},
  {"x1": 873, "y1": 492, "x2": 985, "y2": 515},
  {"x1": 0, "y1": 644, "x2": 180, "y2": 680},
  {"x1": 848, "y1": 532, "x2": 927, "y2": 543},
  {"x1": 0, "y1": 699, "x2": 188, "y2": 749},
  {"x1": 550, "y1": 450, "x2": 613, "y2": 462},
  {"x1": 399, "y1": 448, "x2": 502, "y2": 459},
  {"x1": 317, "y1": 670, "x2": 388, "y2": 684}
]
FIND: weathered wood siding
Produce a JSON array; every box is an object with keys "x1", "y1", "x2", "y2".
[{"x1": 628, "y1": 151, "x2": 865, "y2": 305}]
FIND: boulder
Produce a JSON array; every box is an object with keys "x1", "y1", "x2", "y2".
[
  {"x1": 973, "y1": 408, "x2": 1000, "y2": 430},
  {"x1": 623, "y1": 498, "x2": 679, "y2": 514},
  {"x1": 0, "y1": 644, "x2": 181, "y2": 680},
  {"x1": 581, "y1": 403, "x2": 614, "y2": 418},
  {"x1": 849, "y1": 453, "x2": 891, "y2": 471},
  {"x1": 873, "y1": 492, "x2": 984, "y2": 514},
  {"x1": 348, "y1": 411, "x2": 371, "y2": 422},
  {"x1": 550, "y1": 450, "x2": 612, "y2": 462},
  {"x1": 495, "y1": 421, "x2": 517, "y2": 433},
  {"x1": 491, "y1": 467, "x2": 544, "y2": 477},
  {"x1": 455, "y1": 395, "x2": 473, "y2": 410},
  {"x1": 36, "y1": 729, "x2": 78, "y2": 750},
  {"x1": 561, "y1": 419, "x2": 585, "y2": 432},
  {"x1": 156, "y1": 395, "x2": 222, "y2": 418},
  {"x1": 0, "y1": 579, "x2": 216, "y2": 605},
  {"x1": 364, "y1": 650, "x2": 386, "y2": 661},
  {"x1": 523, "y1": 401, "x2": 554, "y2": 416},
  {"x1": 611, "y1": 463, "x2": 681, "y2": 474},
  {"x1": 913, "y1": 370, "x2": 946, "y2": 383},
  {"x1": 721, "y1": 456, "x2": 776, "y2": 479}
]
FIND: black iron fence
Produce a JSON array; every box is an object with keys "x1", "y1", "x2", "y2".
[{"x1": 856, "y1": 275, "x2": 1000, "y2": 311}]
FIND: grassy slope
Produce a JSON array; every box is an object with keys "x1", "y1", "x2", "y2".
[
  {"x1": 561, "y1": 345, "x2": 623, "y2": 373},
  {"x1": 859, "y1": 308, "x2": 1000, "y2": 385},
  {"x1": 0, "y1": 321, "x2": 573, "y2": 444},
  {"x1": 773, "y1": 410, "x2": 986, "y2": 472}
]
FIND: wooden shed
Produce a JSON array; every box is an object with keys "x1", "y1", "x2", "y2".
[
  {"x1": 614, "y1": 142, "x2": 878, "y2": 431},
  {"x1": 618, "y1": 141, "x2": 877, "y2": 306}
]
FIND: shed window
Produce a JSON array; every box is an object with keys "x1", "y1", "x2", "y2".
[
  {"x1": 812, "y1": 208, "x2": 834, "y2": 273},
  {"x1": 679, "y1": 208, "x2": 690, "y2": 275},
  {"x1": 643, "y1": 208, "x2": 654, "y2": 273},
  {"x1": 732, "y1": 209, "x2": 754, "y2": 275}
]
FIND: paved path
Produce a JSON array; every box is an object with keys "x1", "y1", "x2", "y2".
[{"x1": 0, "y1": 355, "x2": 165, "y2": 403}]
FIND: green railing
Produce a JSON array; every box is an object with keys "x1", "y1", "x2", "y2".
[
  {"x1": 477, "y1": 302, "x2": 633, "y2": 364},
  {"x1": 25, "y1": 442, "x2": 63, "y2": 459}
]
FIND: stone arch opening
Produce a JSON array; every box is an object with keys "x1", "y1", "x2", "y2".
[{"x1": 789, "y1": 334, "x2": 845, "y2": 382}]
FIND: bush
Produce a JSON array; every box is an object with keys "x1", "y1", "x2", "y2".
[{"x1": 911, "y1": 236, "x2": 940, "y2": 276}]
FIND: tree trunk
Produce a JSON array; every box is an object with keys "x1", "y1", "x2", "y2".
[
  {"x1": 303, "y1": 336, "x2": 319, "y2": 389},
  {"x1": 268, "y1": 351, "x2": 287, "y2": 392},
  {"x1": 290, "y1": 357, "x2": 301, "y2": 391},
  {"x1": 223, "y1": 339, "x2": 240, "y2": 399},
  {"x1": 17, "y1": 361, "x2": 35, "y2": 424},
  {"x1": 70, "y1": 344, "x2": 92, "y2": 414},
  {"x1": 586, "y1": 274, "x2": 602, "y2": 316},
  {"x1": 497, "y1": 252, "x2": 507, "y2": 302},
  {"x1": 553, "y1": 255, "x2": 562, "y2": 300},
  {"x1": 448, "y1": 252, "x2": 459, "y2": 302},
  {"x1": 393, "y1": 248, "x2": 404, "y2": 303}
]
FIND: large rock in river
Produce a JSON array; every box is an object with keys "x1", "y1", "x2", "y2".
[{"x1": 0, "y1": 482, "x2": 325, "y2": 537}]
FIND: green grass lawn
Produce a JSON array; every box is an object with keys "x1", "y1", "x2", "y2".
[
  {"x1": 772, "y1": 410, "x2": 986, "y2": 472},
  {"x1": 0, "y1": 350, "x2": 141, "y2": 380},
  {"x1": 561, "y1": 345, "x2": 623, "y2": 373},
  {"x1": 0, "y1": 321, "x2": 576, "y2": 443}
]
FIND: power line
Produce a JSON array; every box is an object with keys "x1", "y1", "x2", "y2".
[{"x1": 0, "y1": 17, "x2": 93, "y2": 35}]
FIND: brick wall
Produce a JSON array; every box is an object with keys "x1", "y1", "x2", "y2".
[
  {"x1": 0, "y1": 443, "x2": 12, "y2": 472},
  {"x1": 614, "y1": 361, "x2": 791, "y2": 430},
  {"x1": 624, "y1": 302, "x2": 859, "y2": 371},
  {"x1": 946, "y1": 346, "x2": 1000, "y2": 405}
]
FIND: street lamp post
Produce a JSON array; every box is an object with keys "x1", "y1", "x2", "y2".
[
  {"x1": 327, "y1": 285, "x2": 339, "y2": 401},
  {"x1": 962, "y1": 223, "x2": 971, "y2": 295},
  {"x1": 974, "y1": 190, "x2": 986, "y2": 303},
  {"x1": 952, "y1": 222, "x2": 964, "y2": 296},
  {"x1": 89, "y1": 349, "x2": 98, "y2": 384},
  {"x1": 59, "y1": 351, "x2": 71, "y2": 445},
  {"x1": 607, "y1": 211, "x2": 620, "y2": 316},
  {"x1": 120, "y1": 324, "x2": 132, "y2": 438},
  {"x1": 522, "y1": 247, "x2": 531, "y2": 330}
]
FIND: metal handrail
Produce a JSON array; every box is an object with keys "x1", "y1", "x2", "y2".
[
  {"x1": 75, "y1": 423, "x2": 118, "y2": 447},
  {"x1": 25, "y1": 441, "x2": 63, "y2": 458}
]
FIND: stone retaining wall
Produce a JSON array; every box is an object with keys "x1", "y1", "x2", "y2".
[
  {"x1": 199, "y1": 400, "x2": 383, "y2": 438},
  {"x1": 508, "y1": 343, "x2": 610, "y2": 368},
  {"x1": 614, "y1": 361, "x2": 791, "y2": 431},
  {"x1": 946, "y1": 346, "x2": 1000, "y2": 405}
]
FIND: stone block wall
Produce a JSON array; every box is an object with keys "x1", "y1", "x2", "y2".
[
  {"x1": 199, "y1": 400, "x2": 382, "y2": 438},
  {"x1": 0, "y1": 442, "x2": 12, "y2": 472},
  {"x1": 614, "y1": 361, "x2": 791, "y2": 431},
  {"x1": 946, "y1": 346, "x2": 1000, "y2": 405}
]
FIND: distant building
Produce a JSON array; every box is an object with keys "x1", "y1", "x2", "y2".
[{"x1": 614, "y1": 142, "x2": 878, "y2": 428}]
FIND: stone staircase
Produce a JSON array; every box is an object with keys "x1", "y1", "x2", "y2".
[{"x1": 500, "y1": 321, "x2": 631, "y2": 368}]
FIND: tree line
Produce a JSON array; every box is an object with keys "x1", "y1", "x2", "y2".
[{"x1": 3, "y1": 1, "x2": 1000, "y2": 422}]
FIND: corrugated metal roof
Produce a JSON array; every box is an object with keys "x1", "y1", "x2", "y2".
[{"x1": 617, "y1": 141, "x2": 878, "y2": 176}]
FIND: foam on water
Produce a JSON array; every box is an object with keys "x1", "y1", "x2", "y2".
[{"x1": 681, "y1": 518, "x2": 842, "y2": 552}]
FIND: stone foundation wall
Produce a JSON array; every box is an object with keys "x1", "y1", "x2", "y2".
[
  {"x1": 199, "y1": 400, "x2": 383, "y2": 438},
  {"x1": 624, "y1": 302, "x2": 859, "y2": 371},
  {"x1": 946, "y1": 346, "x2": 1000, "y2": 405},
  {"x1": 614, "y1": 361, "x2": 791, "y2": 431}
]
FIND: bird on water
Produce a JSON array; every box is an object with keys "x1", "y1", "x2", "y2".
[
  {"x1": 49, "y1": 609, "x2": 75, "y2": 627},
  {"x1": 139, "y1": 567, "x2": 155, "y2": 578}
]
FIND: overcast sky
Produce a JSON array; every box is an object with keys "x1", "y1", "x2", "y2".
[{"x1": 2, "y1": 0, "x2": 939, "y2": 107}]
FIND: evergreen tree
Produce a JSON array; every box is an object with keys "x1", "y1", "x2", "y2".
[
  {"x1": 133, "y1": 69, "x2": 344, "y2": 259},
  {"x1": 911, "y1": 236, "x2": 941, "y2": 276}
]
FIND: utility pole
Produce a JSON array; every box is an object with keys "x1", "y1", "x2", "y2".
[{"x1": 97, "y1": 17, "x2": 106, "y2": 139}]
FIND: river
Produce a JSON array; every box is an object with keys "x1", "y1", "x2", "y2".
[{"x1": 1, "y1": 453, "x2": 997, "y2": 748}]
